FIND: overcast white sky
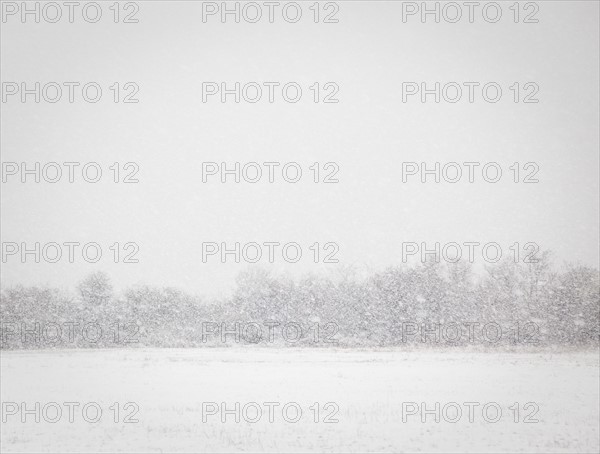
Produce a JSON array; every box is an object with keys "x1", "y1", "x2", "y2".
[{"x1": 1, "y1": 1, "x2": 598, "y2": 297}]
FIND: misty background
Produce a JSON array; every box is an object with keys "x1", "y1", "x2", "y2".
[{"x1": 1, "y1": 1, "x2": 598, "y2": 298}]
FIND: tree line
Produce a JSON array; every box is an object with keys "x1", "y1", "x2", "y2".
[{"x1": 1, "y1": 252, "x2": 598, "y2": 349}]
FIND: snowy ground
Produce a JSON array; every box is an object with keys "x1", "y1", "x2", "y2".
[{"x1": 1, "y1": 348, "x2": 598, "y2": 453}]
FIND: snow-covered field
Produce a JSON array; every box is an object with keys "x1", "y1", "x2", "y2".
[{"x1": 1, "y1": 348, "x2": 598, "y2": 453}]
